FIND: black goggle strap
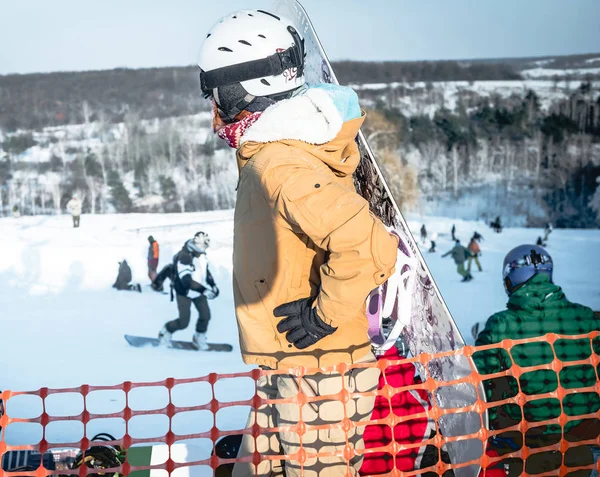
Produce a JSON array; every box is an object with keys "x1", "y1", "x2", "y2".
[{"x1": 199, "y1": 26, "x2": 305, "y2": 97}]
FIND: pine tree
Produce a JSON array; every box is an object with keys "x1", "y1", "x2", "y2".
[{"x1": 108, "y1": 170, "x2": 132, "y2": 212}]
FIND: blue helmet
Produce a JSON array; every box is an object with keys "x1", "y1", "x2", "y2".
[{"x1": 502, "y1": 244, "x2": 553, "y2": 295}]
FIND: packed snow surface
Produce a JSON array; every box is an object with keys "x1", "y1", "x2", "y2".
[{"x1": 1, "y1": 211, "x2": 599, "y2": 473}]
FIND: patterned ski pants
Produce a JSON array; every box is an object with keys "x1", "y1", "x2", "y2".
[{"x1": 232, "y1": 352, "x2": 380, "y2": 477}]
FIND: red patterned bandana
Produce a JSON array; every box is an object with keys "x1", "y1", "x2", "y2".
[{"x1": 212, "y1": 102, "x2": 263, "y2": 149}]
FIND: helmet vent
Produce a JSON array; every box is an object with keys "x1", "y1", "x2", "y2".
[
  {"x1": 261, "y1": 79, "x2": 271, "y2": 86},
  {"x1": 257, "y1": 10, "x2": 280, "y2": 21},
  {"x1": 258, "y1": 34, "x2": 266, "y2": 39},
  {"x1": 218, "y1": 47, "x2": 233, "y2": 52},
  {"x1": 238, "y1": 40, "x2": 252, "y2": 46}
]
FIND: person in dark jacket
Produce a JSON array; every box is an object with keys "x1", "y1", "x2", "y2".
[
  {"x1": 428, "y1": 233, "x2": 438, "y2": 253},
  {"x1": 442, "y1": 240, "x2": 473, "y2": 282},
  {"x1": 147, "y1": 235, "x2": 160, "y2": 282},
  {"x1": 420, "y1": 224, "x2": 427, "y2": 244},
  {"x1": 474, "y1": 244, "x2": 600, "y2": 476},
  {"x1": 451, "y1": 224, "x2": 456, "y2": 241},
  {"x1": 490, "y1": 216, "x2": 502, "y2": 233},
  {"x1": 112, "y1": 260, "x2": 141, "y2": 292},
  {"x1": 158, "y1": 231, "x2": 219, "y2": 350}
]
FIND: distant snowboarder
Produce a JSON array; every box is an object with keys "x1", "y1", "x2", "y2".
[
  {"x1": 66, "y1": 196, "x2": 82, "y2": 228},
  {"x1": 451, "y1": 224, "x2": 456, "y2": 241},
  {"x1": 420, "y1": 224, "x2": 427, "y2": 244},
  {"x1": 442, "y1": 240, "x2": 473, "y2": 282},
  {"x1": 158, "y1": 232, "x2": 219, "y2": 350},
  {"x1": 467, "y1": 236, "x2": 482, "y2": 273},
  {"x1": 472, "y1": 231, "x2": 483, "y2": 242},
  {"x1": 490, "y1": 216, "x2": 502, "y2": 233},
  {"x1": 147, "y1": 235, "x2": 160, "y2": 282},
  {"x1": 112, "y1": 260, "x2": 141, "y2": 292},
  {"x1": 543, "y1": 222, "x2": 553, "y2": 241},
  {"x1": 428, "y1": 233, "x2": 438, "y2": 253},
  {"x1": 12, "y1": 205, "x2": 20, "y2": 218},
  {"x1": 536, "y1": 236, "x2": 547, "y2": 247}
]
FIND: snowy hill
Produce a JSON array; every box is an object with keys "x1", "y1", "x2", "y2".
[{"x1": 1, "y1": 211, "x2": 599, "y2": 472}]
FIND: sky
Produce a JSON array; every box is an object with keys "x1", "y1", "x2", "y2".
[{"x1": 1, "y1": 0, "x2": 599, "y2": 75}]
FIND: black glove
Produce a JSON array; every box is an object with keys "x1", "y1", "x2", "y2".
[{"x1": 275, "y1": 297, "x2": 337, "y2": 350}]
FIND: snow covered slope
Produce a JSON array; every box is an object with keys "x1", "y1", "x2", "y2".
[{"x1": 1, "y1": 211, "x2": 599, "y2": 467}]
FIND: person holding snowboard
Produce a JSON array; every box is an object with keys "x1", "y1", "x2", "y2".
[
  {"x1": 467, "y1": 235, "x2": 482, "y2": 273},
  {"x1": 442, "y1": 239, "x2": 473, "y2": 282},
  {"x1": 198, "y1": 9, "x2": 398, "y2": 476},
  {"x1": 147, "y1": 235, "x2": 160, "y2": 282},
  {"x1": 158, "y1": 231, "x2": 219, "y2": 350},
  {"x1": 474, "y1": 245, "x2": 600, "y2": 476}
]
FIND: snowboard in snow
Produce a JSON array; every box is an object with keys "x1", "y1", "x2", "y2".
[
  {"x1": 124, "y1": 335, "x2": 233, "y2": 352},
  {"x1": 273, "y1": 2, "x2": 485, "y2": 475}
]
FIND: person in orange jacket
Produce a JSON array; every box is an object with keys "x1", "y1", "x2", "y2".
[
  {"x1": 198, "y1": 9, "x2": 398, "y2": 477},
  {"x1": 147, "y1": 235, "x2": 159, "y2": 282},
  {"x1": 467, "y1": 236, "x2": 482, "y2": 273}
]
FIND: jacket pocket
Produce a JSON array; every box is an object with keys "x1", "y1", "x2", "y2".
[
  {"x1": 283, "y1": 177, "x2": 333, "y2": 202},
  {"x1": 370, "y1": 220, "x2": 398, "y2": 285}
]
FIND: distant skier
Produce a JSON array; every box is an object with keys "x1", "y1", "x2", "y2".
[
  {"x1": 147, "y1": 235, "x2": 160, "y2": 282},
  {"x1": 543, "y1": 222, "x2": 553, "y2": 241},
  {"x1": 66, "y1": 196, "x2": 82, "y2": 228},
  {"x1": 467, "y1": 236, "x2": 482, "y2": 273},
  {"x1": 420, "y1": 224, "x2": 427, "y2": 244},
  {"x1": 536, "y1": 236, "x2": 546, "y2": 247},
  {"x1": 451, "y1": 223, "x2": 456, "y2": 241},
  {"x1": 442, "y1": 239, "x2": 473, "y2": 282},
  {"x1": 198, "y1": 9, "x2": 397, "y2": 476},
  {"x1": 112, "y1": 260, "x2": 141, "y2": 292},
  {"x1": 12, "y1": 205, "x2": 20, "y2": 218},
  {"x1": 472, "y1": 231, "x2": 483, "y2": 242},
  {"x1": 428, "y1": 233, "x2": 438, "y2": 253},
  {"x1": 158, "y1": 232, "x2": 219, "y2": 350},
  {"x1": 474, "y1": 244, "x2": 600, "y2": 476}
]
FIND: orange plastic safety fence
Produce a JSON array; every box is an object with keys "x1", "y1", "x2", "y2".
[{"x1": 1, "y1": 332, "x2": 599, "y2": 477}]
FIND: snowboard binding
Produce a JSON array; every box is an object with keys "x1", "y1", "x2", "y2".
[{"x1": 69, "y1": 433, "x2": 126, "y2": 477}]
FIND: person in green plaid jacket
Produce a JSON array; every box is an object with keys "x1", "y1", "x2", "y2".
[{"x1": 473, "y1": 244, "x2": 600, "y2": 477}]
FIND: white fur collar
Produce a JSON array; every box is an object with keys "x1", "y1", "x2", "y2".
[{"x1": 240, "y1": 88, "x2": 343, "y2": 146}]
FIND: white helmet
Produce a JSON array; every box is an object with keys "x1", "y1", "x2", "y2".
[
  {"x1": 186, "y1": 231, "x2": 210, "y2": 254},
  {"x1": 198, "y1": 10, "x2": 305, "y2": 117}
]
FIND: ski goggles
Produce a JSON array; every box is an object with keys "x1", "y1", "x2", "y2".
[{"x1": 199, "y1": 25, "x2": 305, "y2": 99}]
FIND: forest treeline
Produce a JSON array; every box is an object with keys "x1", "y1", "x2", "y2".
[
  {"x1": 0, "y1": 58, "x2": 557, "y2": 131},
  {"x1": 1, "y1": 56, "x2": 600, "y2": 227}
]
